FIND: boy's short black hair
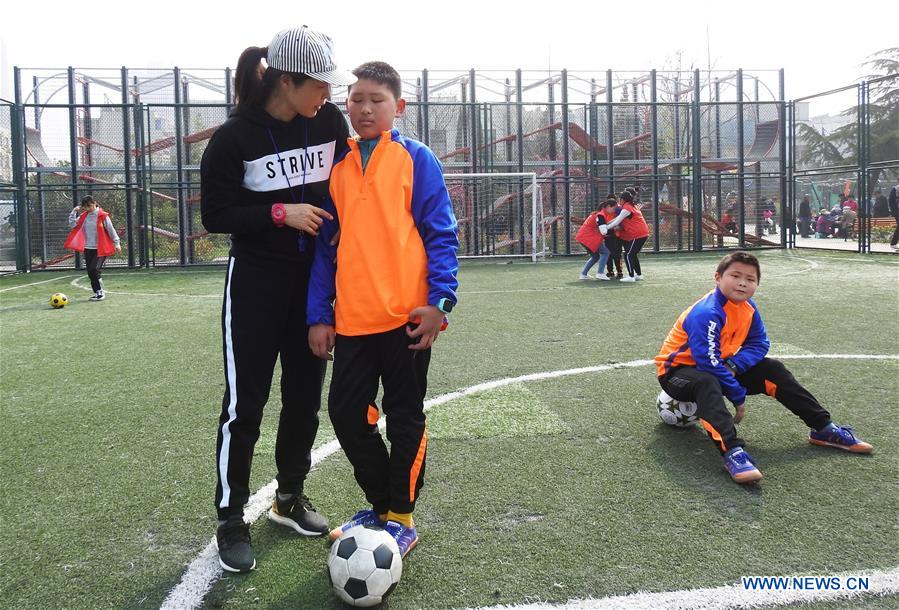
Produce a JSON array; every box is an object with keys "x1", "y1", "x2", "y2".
[
  {"x1": 619, "y1": 190, "x2": 634, "y2": 203},
  {"x1": 716, "y1": 250, "x2": 761, "y2": 282},
  {"x1": 80, "y1": 196, "x2": 96, "y2": 206},
  {"x1": 351, "y1": 61, "x2": 402, "y2": 99}
]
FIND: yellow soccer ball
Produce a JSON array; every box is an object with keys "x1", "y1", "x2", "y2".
[{"x1": 49, "y1": 292, "x2": 69, "y2": 309}]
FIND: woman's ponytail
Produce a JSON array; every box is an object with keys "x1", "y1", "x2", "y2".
[{"x1": 234, "y1": 46, "x2": 268, "y2": 112}]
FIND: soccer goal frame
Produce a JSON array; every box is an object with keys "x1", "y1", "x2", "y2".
[{"x1": 442, "y1": 172, "x2": 544, "y2": 262}]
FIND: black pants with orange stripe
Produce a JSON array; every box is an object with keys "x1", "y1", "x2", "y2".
[
  {"x1": 659, "y1": 358, "x2": 831, "y2": 453},
  {"x1": 329, "y1": 324, "x2": 430, "y2": 515}
]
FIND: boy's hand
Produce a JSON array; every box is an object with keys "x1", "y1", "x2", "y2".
[
  {"x1": 406, "y1": 306, "x2": 444, "y2": 351},
  {"x1": 115, "y1": 245, "x2": 122, "y2": 253},
  {"x1": 308, "y1": 323, "x2": 336, "y2": 360},
  {"x1": 733, "y1": 403, "x2": 746, "y2": 424},
  {"x1": 283, "y1": 204, "x2": 333, "y2": 235},
  {"x1": 599, "y1": 224, "x2": 608, "y2": 235}
]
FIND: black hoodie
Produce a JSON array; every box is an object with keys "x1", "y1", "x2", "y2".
[{"x1": 200, "y1": 102, "x2": 350, "y2": 263}]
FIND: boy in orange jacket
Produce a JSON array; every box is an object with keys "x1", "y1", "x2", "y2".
[
  {"x1": 655, "y1": 251, "x2": 873, "y2": 484},
  {"x1": 307, "y1": 61, "x2": 459, "y2": 557}
]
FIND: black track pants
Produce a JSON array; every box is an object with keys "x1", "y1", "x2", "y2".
[
  {"x1": 214, "y1": 255, "x2": 325, "y2": 520},
  {"x1": 622, "y1": 236, "x2": 647, "y2": 277},
  {"x1": 84, "y1": 248, "x2": 107, "y2": 293},
  {"x1": 659, "y1": 358, "x2": 831, "y2": 453},
  {"x1": 604, "y1": 235, "x2": 623, "y2": 274},
  {"x1": 329, "y1": 325, "x2": 430, "y2": 515}
]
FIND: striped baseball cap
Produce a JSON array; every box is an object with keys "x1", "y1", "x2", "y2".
[{"x1": 267, "y1": 26, "x2": 357, "y2": 86}]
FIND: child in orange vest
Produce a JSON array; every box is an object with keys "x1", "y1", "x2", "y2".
[
  {"x1": 576, "y1": 198, "x2": 617, "y2": 280},
  {"x1": 64, "y1": 196, "x2": 121, "y2": 301},
  {"x1": 600, "y1": 190, "x2": 650, "y2": 282}
]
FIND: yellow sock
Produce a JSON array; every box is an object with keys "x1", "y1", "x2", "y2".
[{"x1": 385, "y1": 510, "x2": 414, "y2": 528}]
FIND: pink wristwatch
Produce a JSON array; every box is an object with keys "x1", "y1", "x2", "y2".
[{"x1": 271, "y1": 203, "x2": 286, "y2": 227}]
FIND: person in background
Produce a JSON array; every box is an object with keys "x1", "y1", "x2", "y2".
[
  {"x1": 797, "y1": 195, "x2": 811, "y2": 238},
  {"x1": 64, "y1": 195, "x2": 121, "y2": 301},
  {"x1": 871, "y1": 190, "x2": 888, "y2": 218},
  {"x1": 814, "y1": 209, "x2": 830, "y2": 238},
  {"x1": 603, "y1": 193, "x2": 624, "y2": 279},
  {"x1": 600, "y1": 190, "x2": 650, "y2": 282},
  {"x1": 839, "y1": 206, "x2": 857, "y2": 240},
  {"x1": 889, "y1": 184, "x2": 899, "y2": 250},
  {"x1": 577, "y1": 198, "x2": 616, "y2": 280}
]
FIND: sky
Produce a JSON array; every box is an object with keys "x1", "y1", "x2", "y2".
[{"x1": 1, "y1": 0, "x2": 891, "y2": 104}]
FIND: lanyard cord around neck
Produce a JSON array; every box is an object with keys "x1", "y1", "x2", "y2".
[
  {"x1": 267, "y1": 120, "x2": 309, "y2": 252},
  {"x1": 266, "y1": 123, "x2": 307, "y2": 204}
]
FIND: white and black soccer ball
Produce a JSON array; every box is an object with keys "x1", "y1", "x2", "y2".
[
  {"x1": 327, "y1": 525, "x2": 402, "y2": 607},
  {"x1": 656, "y1": 390, "x2": 699, "y2": 427}
]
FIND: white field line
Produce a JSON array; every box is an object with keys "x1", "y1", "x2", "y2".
[
  {"x1": 475, "y1": 566, "x2": 899, "y2": 610},
  {"x1": 814, "y1": 255, "x2": 899, "y2": 264},
  {"x1": 0, "y1": 274, "x2": 77, "y2": 292},
  {"x1": 161, "y1": 353, "x2": 899, "y2": 610},
  {"x1": 776, "y1": 255, "x2": 817, "y2": 277},
  {"x1": 69, "y1": 277, "x2": 220, "y2": 298}
]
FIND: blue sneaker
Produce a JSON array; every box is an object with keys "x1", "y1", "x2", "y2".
[
  {"x1": 809, "y1": 423, "x2": 873, "y2": 454},
  {"x1": 723, "y1": 447, "x2": 763, "y2": 484},
  {"x1": 328, "y1": 509, "x2": 384, "y2": 542},
  {"x1": 383, "y1": 520, "x2": 419, "y2": 558}
]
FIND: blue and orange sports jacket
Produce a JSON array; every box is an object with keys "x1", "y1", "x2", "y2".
[
  {"x1": 307, "y1": 129, "x2": 459, "y2": 336},
  {"x1": 655, "y1": 287, "x2": 770, "y2": 405}
]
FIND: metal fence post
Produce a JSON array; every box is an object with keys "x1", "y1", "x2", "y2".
[
  {"x1": 737, "y1": 69, "x2": 745, "y2": 247},
  {"x1": 858, "y1": 82, "x2": 867, "y2": 253},
  {"x1": 121, "y1": 66, "x2": 136, "y2": 267},
  {"x1": 421, "y1": 69, "x2": 429, "y2": 146},
  {"x1": 692, "y1": 70, "x2": 703, "y2": 251},
  {"x1": 651, "y1": 70, "x2": 660, "y2": 252},
  {"x1": 516, "y1": 70, "x2": 525, "y2": 255},
  {"x1": 134, "y1": 102, "x2": 150, "y2": 267},
  {"x1": 606, "y1": 70, "x2": 614, "y2": 195},
  {"x1": 173, "y1": 67, "x2": 187, "y2": 265},
  {"x1": 10, "y1": 94, "x2": 30, "y2": 272},
  {"x1": 67, "y1": 68, "x2": 79, "y2": 205},
  {"x1": 561, "y1": 69, "x2": 570, "y2": 254},
  {"x1": 778, "y1": 69, "x2": 788, "y2": 248}
]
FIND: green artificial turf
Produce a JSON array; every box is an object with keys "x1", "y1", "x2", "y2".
[{"x1": 0, "y1": 250, "x2": 896, "y2": 609}]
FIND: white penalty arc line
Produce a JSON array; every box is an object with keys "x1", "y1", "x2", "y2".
[
  {"x1": 0, "y1": 274, "x2": 77, "y2": 292},
  {"x1": 161, "y1": 354, "x2": 899, "y2": 610}
]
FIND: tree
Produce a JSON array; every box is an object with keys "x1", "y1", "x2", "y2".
[{"x1": 797, "y1": 48, "x2": 899, "y2": 187}]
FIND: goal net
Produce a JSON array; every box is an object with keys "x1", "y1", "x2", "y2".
[{"x1": 442, "y1": 172, "x2": 545, "y2": 261}]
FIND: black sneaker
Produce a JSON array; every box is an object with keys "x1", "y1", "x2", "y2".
[
  {"x1": 89, "y1": 291, "x2": 105, "y2": 301},
  {"x1": 267, "y1": 492, "x2": 329, "y2": 536},
  {"x1": 216, "y1": 515, "x2": 256, "y2": 573}
]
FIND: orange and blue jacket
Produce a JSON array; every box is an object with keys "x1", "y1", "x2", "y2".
[
  {"x1": 655, "y1": 287, "x2": 769, "y2": 405},
  {"x1": 307, "y1": 129, "x2": 459, "y2": 336}
]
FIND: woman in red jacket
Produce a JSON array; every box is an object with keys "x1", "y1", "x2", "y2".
[
  {"x1": 576, "y1": 198, "x2": 617, "y2": 280},
  {"x1": 600, "y1": 190, "x2": 650, "y2": 282}
]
